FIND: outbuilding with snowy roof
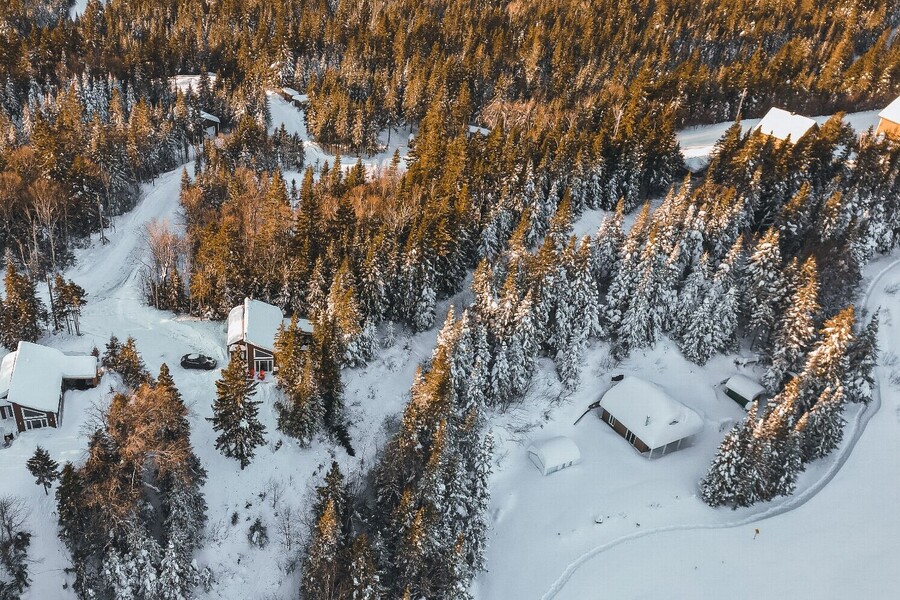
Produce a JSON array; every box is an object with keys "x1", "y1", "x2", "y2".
[
  {"x1": 876, "y1": 96, "x2": 900, "y2": 139},
  {"x1": 527, "y1": 436, "x2": 581, "y2": 476},
  {"x1": 227, "y1": 298, "x2": 313, "y2": 377},
  {"x1": 754, "y1": 107, "x2": 816, "y2": 144},
  {"x1": 0, "y1": 342, "x2": 98, "y2": 434},
  {"x1": 597, "y1": 376, "x2": 703, "y2": 457},
  {"x1": 722, "y1": 374, "x2": 766, "y2": 409}
]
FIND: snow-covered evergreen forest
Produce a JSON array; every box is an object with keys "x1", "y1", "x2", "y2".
[{"x1": 2, "y1": 0, "x2": 900, "y2": 599}]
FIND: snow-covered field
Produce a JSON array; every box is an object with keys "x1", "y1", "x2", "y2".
[
  {"x1": 3, "y1": 100, "x2": 897, "y2": 600},
  {"x1": 676, "y1": 109, "x2": 882, "y2": 172}
]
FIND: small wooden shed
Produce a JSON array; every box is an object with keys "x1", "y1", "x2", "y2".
[
  {"x1": 876, "y1": 96, "x2": 900, "y2": 139},
  {"x1": 723, "y1": 374, "x2": 766, "y2": 409},
  {"x1": 527, "y1": 437, "x2": 581, "y2": 476}
]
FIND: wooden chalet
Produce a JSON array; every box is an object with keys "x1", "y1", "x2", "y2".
[
  {"x1": 754, "y1": 107, "x2": 817, "y2": 144},
  {"x1": 227, "y1": 298, "x2": 313, "y2": 377},
  {"x1": 0, "y1": 342, "x2": 98, "y2": 434},
  {"x1": 597, "y1": 376, "x2": 703, "y2": 458},
  {"x1": 876, "y1": 96, "x2": 900, "y2": 138}
]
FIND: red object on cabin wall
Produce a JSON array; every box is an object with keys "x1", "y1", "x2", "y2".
[{"x1": 258, "y1": 370, "x2": 265, "y2": 380}]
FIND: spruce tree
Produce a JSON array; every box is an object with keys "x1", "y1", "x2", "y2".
[
  {"x1": 798, "y1": 386, "x2": 846, "y2": 462},
  {"x1": 700, "y1": 403, "x2": 760, "y2": 508},
  {"x1": 211, "y1": 353, "x2": 266, "y2": 469},
  {"x1": 26, "y1": 446, "x2": 59, "y2": 495},
  {"x1": 843, "y1": 311, "x2": 878, "y2": 404},
  {"x1": 0, "y1": 259, "x2": 45, "y2": 348}
]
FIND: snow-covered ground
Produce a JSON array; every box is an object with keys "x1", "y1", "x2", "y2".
[
  {"x1": 267, "y1": 92, "x2": 412, "y2": 188},
  {"x1": 677, "y1": 109, "x2": 882, "y2": 172},
  {"x1": 0, "y1": 161, "x2": 452, "y2": 599},
  {"x1": 3, "y1": 96, "x2": 896, "y2": 600}
]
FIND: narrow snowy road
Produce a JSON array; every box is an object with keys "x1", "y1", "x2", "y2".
[{"x1": 541, "y1": 255, "x2": 900, "y2": 599}]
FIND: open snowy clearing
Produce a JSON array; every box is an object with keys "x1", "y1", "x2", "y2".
[{"x1": 267, "y1": 92, "x2": 412, "y2": 189}]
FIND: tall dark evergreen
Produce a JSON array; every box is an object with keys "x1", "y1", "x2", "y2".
[
  {"x1": 26, "y1": 446, "x2": 59, "y2": 495},
  {"x1": 211, "y1": 353, "x2": 266, "y2": 469}
]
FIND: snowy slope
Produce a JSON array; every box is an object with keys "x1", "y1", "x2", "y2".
[
  {"x1": 475, "y1": 255, "x2": 900, "y2": 600},
  {"x1": 3, "y1": 157, "x2": 454, "y2": 599},
  {"x1": 3, "y1": 94, "x2": 895, "y2": 600},
  {"x1": 70, "y1": 0, "x2": 91, "y2": 19}
]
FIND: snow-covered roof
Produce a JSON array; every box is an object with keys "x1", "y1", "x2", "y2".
[
  {"x1": 282, "y1": 87, "x2": 300, "y2": 97},
  {"x1": 0, "y1": 351, "x2": 16, "y2": 398},
  {"x1": 754, "y1": 107, "x2": 816, "y2": 143},
  {"x1": 878, "y1": 96, "x2": 900, "y2": 125},
  {"x1": 724, "y1": 374, "x2": 765, "y2": 403},
  {"x1": 282, "y1": 317, "x2": 314, "y2": 336},
  {"x1": 292, "y1": 94, "x2": 308, "y2": 104},
  {"x1": 227, "y1": 298, "x2": 287, "y2": 353},
  {"x1": 527, "y1": 436, "x2": 581, "y2": 475},
  {"x1": 467, "y1": 124, "x2": 491, "y2": 136},
  {"x1": 1, "y1": 342, "x2": 97, "y2": 413},
  {"x1": 200, "y1": 111, "x2": 220, "y2": 124},
  {"x1": 600, "y1": 376, "x2": 703, "y2": 451}
]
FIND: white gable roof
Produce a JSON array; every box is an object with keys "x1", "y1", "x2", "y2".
[
  {"x1": 227, "y1": 298, "x2": 287, "y2": 353},
  {"x1": 754, "y1": 107, "x2": 816, "y2": 143},
  {"x1": 0, "y1": 351, "x2": 16, "y2": 398},
  {"x1": 282, "y1": 87, "x2": 300, "y2": 97},
  {"x1": 527, "y1": 436, "x2": 581, "y2": 475},
  {"x1": 292, "y1": 94, "x2": 308, "y2": 104},
  {"x1": 2, "y1": 342, "x2": 97, "y2": 413},
  {"x1": 879, "y1": 96, "x2": 900, "y2": 125},
  {"x1": 467, "y1": 124, "x2": 491, "y2": 136},
  {"x1": 200, "y1": 111, "x2": 220, "y2": 124},
  {"x1": 724, "y1": 374, "x2": 765, "y2": 403},
  {"x1": 600, "y1": 376, "x2": 703, "y2": 450}
]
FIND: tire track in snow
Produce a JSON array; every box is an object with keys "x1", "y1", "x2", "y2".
[{"x1": 541, "y1": 256, "x2": 900, "y2": 600}]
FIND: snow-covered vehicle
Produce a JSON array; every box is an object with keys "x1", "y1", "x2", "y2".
[{"x1": 180, "y1": 353, "x2": 217, "y2": 370}]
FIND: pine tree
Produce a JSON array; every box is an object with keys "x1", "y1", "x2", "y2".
[
  {"x1": 346, "y1": 534, "x2": 382, "y2": 600},
  {"x1": 700, "y1": 403, "x2": 760, "y2": 508},
  {"x1": 0, "y1": 259, "x2": 45, "y2": 348},
  {"x1": 301, "y1": 499, "x2": 344, "y2": 600},
  {"x1": 798, "y1": 385, "x2": 846, "y2": 463},
  {"x1": 211, "y1": 353, "x2": 266, "y2": 469},
  {"x1": 765, "y1": 257, "x2": 819, "y2": 391},
  {"x1": 26, "y1": 446, "x2": 59, "y2": 495},
  {"x1": 843, "y1": 311, "x2": 878, "y2": 404}
]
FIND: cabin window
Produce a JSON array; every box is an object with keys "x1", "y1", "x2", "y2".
[
  {"x1": 25, "y1": 416, "x2": 49, "y2": 429},
  {"x1": 22, "y1": 408, "x2": 46, "y2": 418},
  {"x1": 0, "y1": 405, "x2": 10, "y2": 419},
  {"x1": 625, "y1": 430, "x2": 636, "y2": 445},
  {"x1": 606, "y1": 412, "x2": 617, "y2": 427},
  {"x1": 254, "y1": 357, "x2": 274, "y2": 374}
]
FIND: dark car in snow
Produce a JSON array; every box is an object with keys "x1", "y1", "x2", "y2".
[{"x1": 180, "y1": 353, "x2": 218, "y2": 370}]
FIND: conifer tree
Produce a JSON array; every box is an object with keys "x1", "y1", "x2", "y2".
[
  {"x1": 0, "y1": 259, "x2": 45, "y2": 348},
  {"x1": 26, "y1": 446, "x2": 59, "y2": 495},
  {"x1": 211, "y1": 353, "x2": 266, "y2": 469},
  {"x1": 701, "y1": 403, "x2": 760, "y2": 508},
  {"x1": 843, "y1": 311, "x2": 878, "y2": 404},
  {"x1": 765, "y1": 257, "x2": 819, "y2": 391},
  {"x1": 346, "y1": 534, "x2": 382, "y2": 600},
  {"x1": 798, "y1": 386, "x2": 846, "y2": 463}
]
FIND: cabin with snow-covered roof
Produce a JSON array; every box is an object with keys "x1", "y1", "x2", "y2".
[
  {"x1": 597, "y1": 376, "x2": 703, "y2": 458},
  {"x1": 876, "y1": 96, "x2": 900, "y2": 139},
  {"x1": 0, "y1": 342, "x2": 98, "y2": 434},
  {"x1": 227, "y1": 298, "x2": 313, "y2": 377},
  {"x1": 754, "y1": 107, "x2": 817, "y2": 144},
  {"x1": 200, "y1": 111, "x2": 220, "y2": 137}
]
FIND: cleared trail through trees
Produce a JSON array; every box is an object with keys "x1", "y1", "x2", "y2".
[{"x1": 541, "y1": 255, "x2": 900, "y2": 600}]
